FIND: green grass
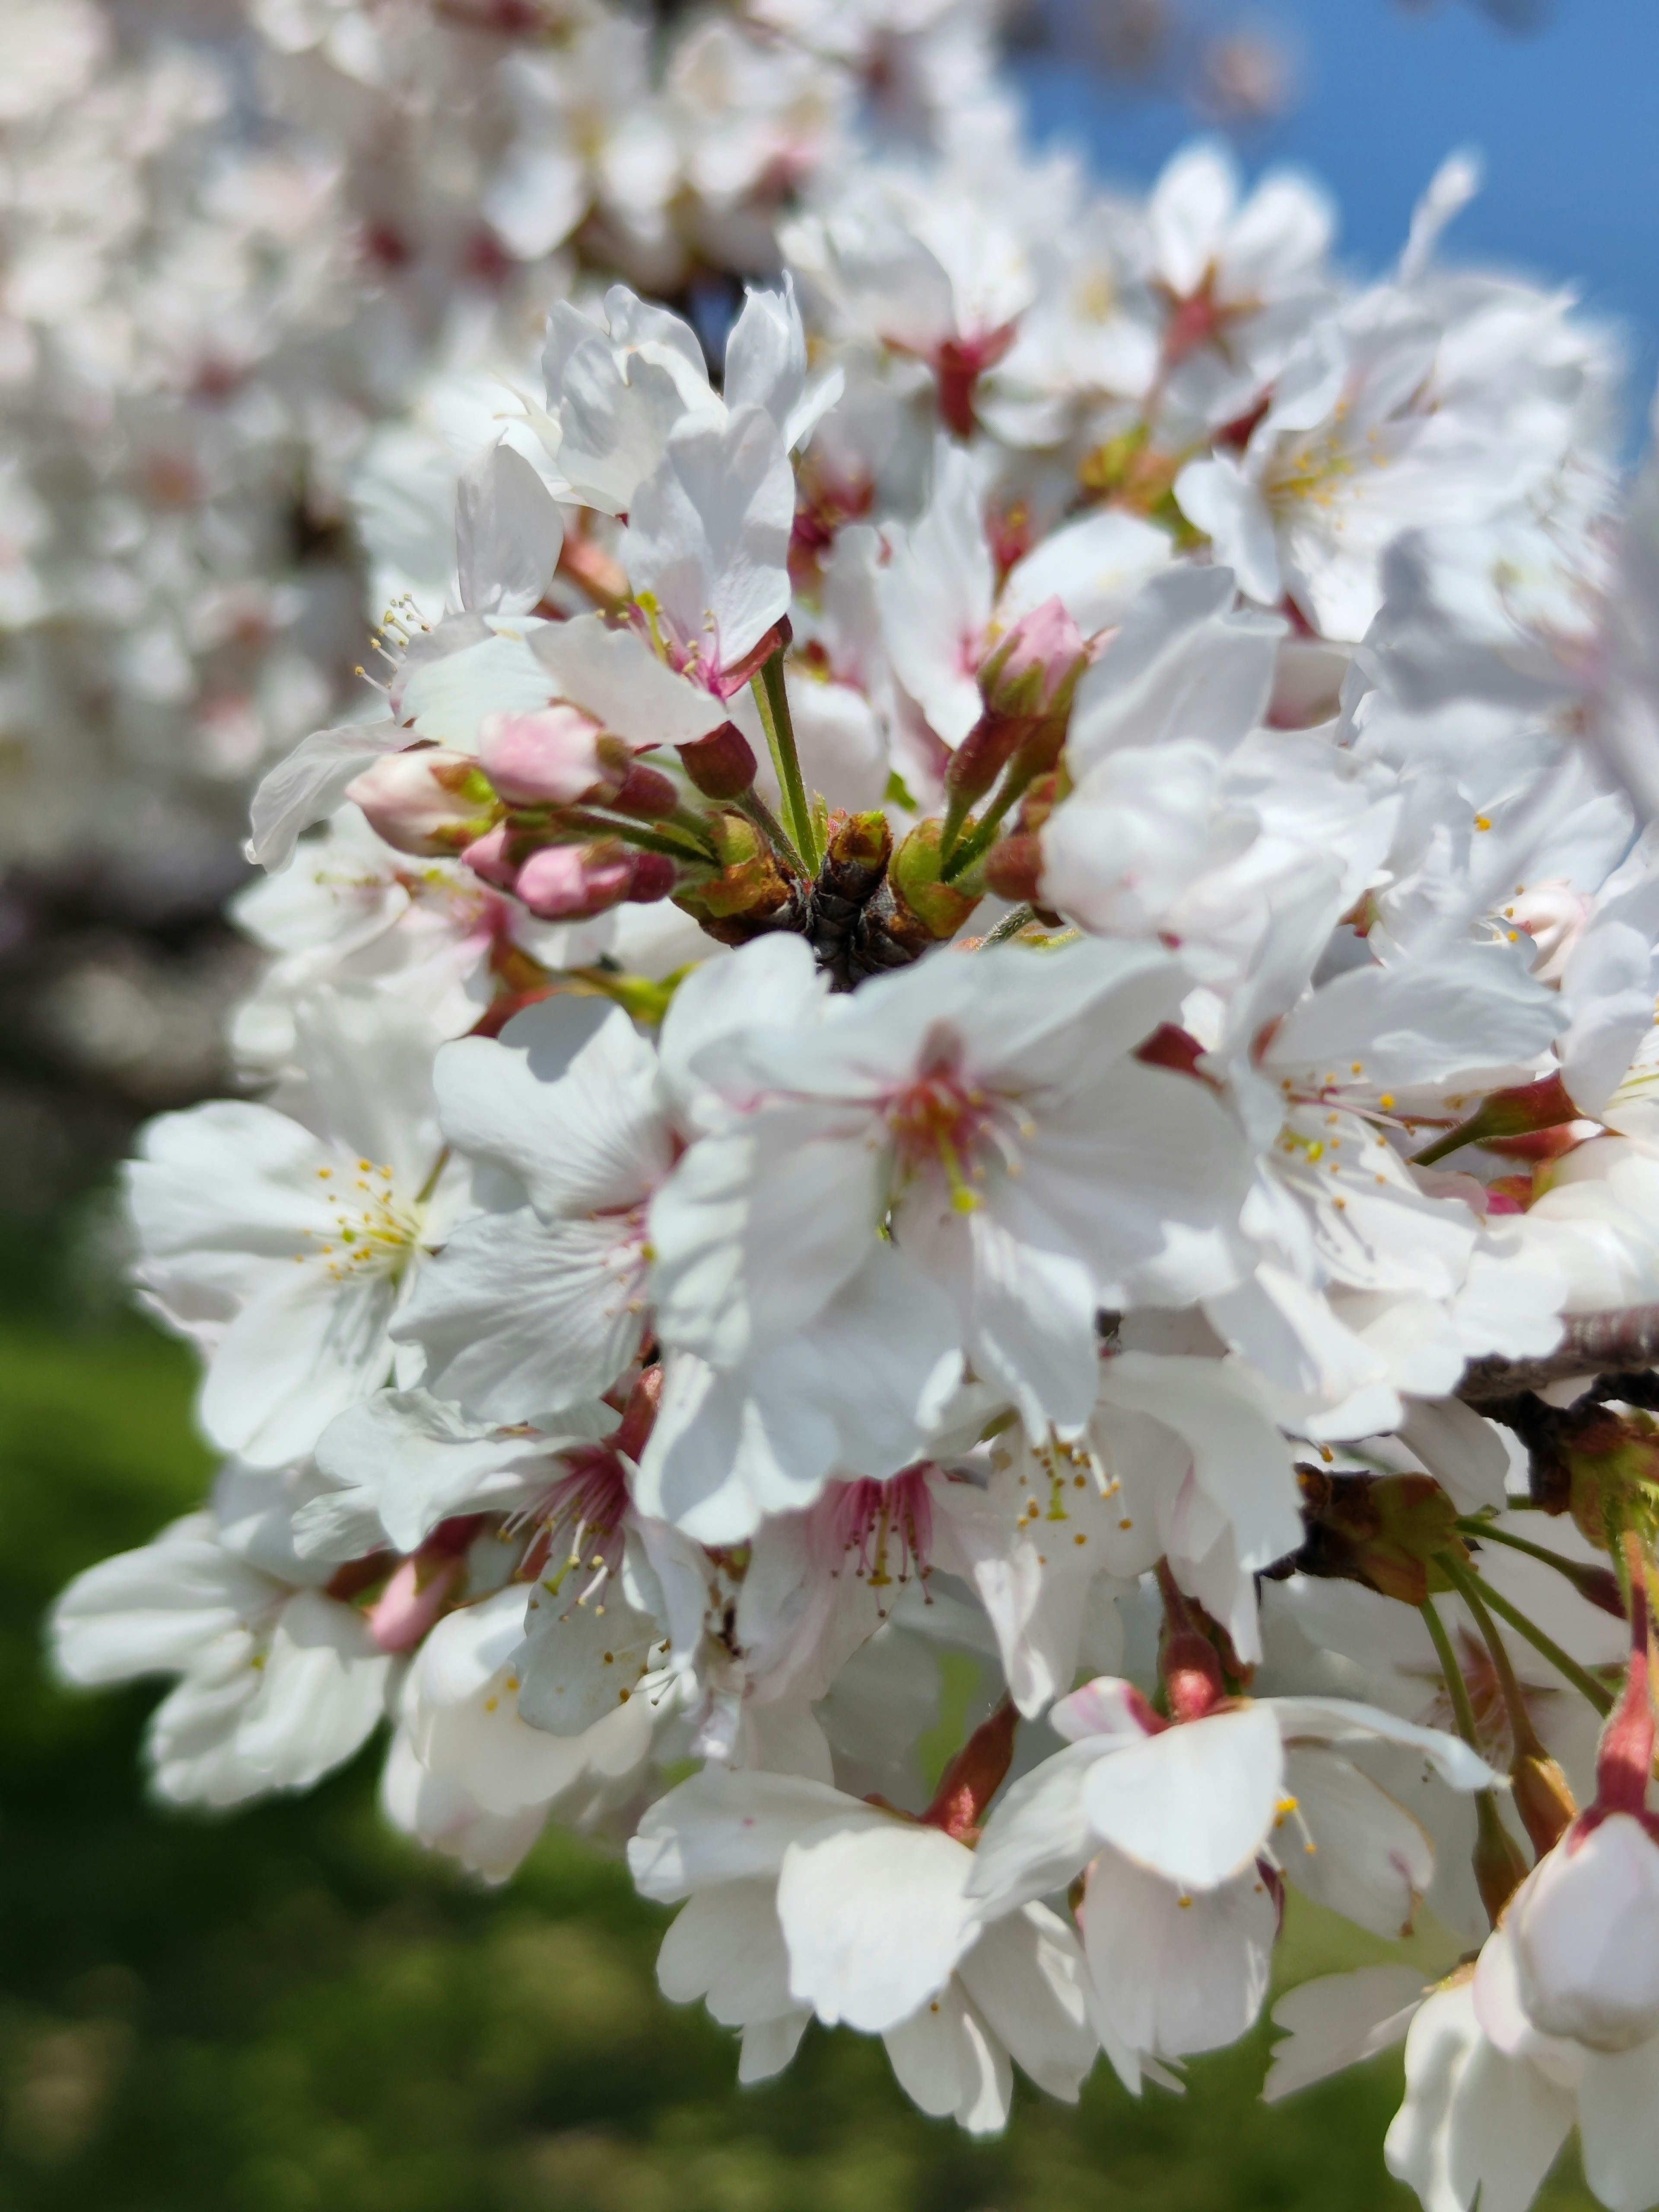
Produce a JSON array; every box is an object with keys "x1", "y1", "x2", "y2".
[{"x1": 0, "y1": 1258, "x2": 1606, "y2": 2210}]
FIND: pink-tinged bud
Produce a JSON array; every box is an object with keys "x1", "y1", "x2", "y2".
[
  {"x1": 921, "y1": 1698, "x2": 1019, "y2": 1842},
  {"x1": 366, "y1": 1549, "x2": 465, "y2": 1653},
  {"x1": 345, "y1": 747, "x2": 498, "y2": 856},
  {"x1": 677, "y1": 721, "x2": 757, "y2": 800},
  {"x1": 978, "y1": 596, "x2": 1088, "y2": 723},
  {"x1": 478, "y1": 703, "x2": 607, "y2": 805},
  {"x1": 1163, "y1": 1630, "x2": 1226, "y2": 1721},
  {"x1": 983, "y1": 832, "x2": 1044, "y2": 906},
  {"x1": 514, "y1": 841, "x2": 637, "y2": 920},
  {"x1": 461, "y1": 821, "x2": 518, "y2": 889},
  {"x1": 624, "y1": 851, "x2": 677, "y2": 903},
  {"x1": 944, "y1": 712, "x2": 1029, "y2": 810},
  {"x1": 610, "y1": 762, "x2": 681, "y2": 818}
]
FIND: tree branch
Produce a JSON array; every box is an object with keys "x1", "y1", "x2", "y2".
[{"x1": 1457, "y1": 1305, "x2": 1659, "y2": 1404}]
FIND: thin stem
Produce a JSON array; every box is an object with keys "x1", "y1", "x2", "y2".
[
  {"x1": 1421, "y1": 1594, "x2": 1483, "y2": 1751},
  {"x1": 667, "y1": 804, "x2": 722, "y2": 852},
  {"x1": 752, "y1": 650, "x2": 820, "y2": 876},
  {"x1": 1437, "y1": 1552, "x2": 1544, "y2": 1754},
  {"x1": 1421, "y1": 1594, "x2": 1525, "y2": 1916},
  {"x1": 556, "y1": 809, "x2": 715, "y2": 867},
  {"x1": 734, "y1": 788, "x2": 804, "y2": 878},
  {"x1": 1455, "y1": 1519, "x2": 1581, "y2": 1576},
  {"x1": 982, "y1": 903, "x2": 1035, "y2": 947},
  {"x1": 941, "y1": 780, "x2": 1022, "y2": 884},
  {"x1": 414, "y1": 1145, "x2": 452, "y2": 1209},
  {"x1": 1450, "y1": 1566, "x2": 1615, "y2": 1716}
]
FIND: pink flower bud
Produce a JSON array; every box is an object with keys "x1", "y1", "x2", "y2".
[
  {"x1": 345, "y1": 747, "x2": 496, "y2": 856},
  {"x1": 514, "y1": 840, "x2": 637, "y2": 920},
  {"x1": 460, "y1": 821, "x2": 518, "y2": 889},
  {"x1": 478, "y1": 703, "x2": 607, "y2": 805},
  {"x1": 677, "y1": 721, "x2": 757, "y2": 799},
  {"x1": 983, "y1": 832, "x2": 1044, "y2": 906},
  {"x1": 978, "y1": 596, "x2": 1088, "y2": 723},
  {"x1": 625, "y1": 851, "x2": 678, "y2": 903},
  {"x1": 365, "y1": 1550, "x2": 465, "y2": 1654},
  {"x1": 610, "y1": 762, "x2": 682, "y2": 818}
]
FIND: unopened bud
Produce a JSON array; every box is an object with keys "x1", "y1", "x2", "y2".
[
  {"x1": 944, "y1": 712, "x2": 1030, "y2": 812},
  {"x1": 366, "y1": 1548, "x2": 464, "y2": 1653},
  {"x1": 677, "y1": 721, "x2": 757, "y2": 800},
  {"x1": 479, "y1": 703, "x2": 607, "y2": 806},
  {"x1": 889, "y1": 820, "x2": 981, "y2": 941},
  {"x1": 609, "y1": 762, "x2": 682, "y2": 818},
  {"x1": 818, "y1": 810, "x2": 892, "y2": 913},
  {"x1": 1163, "y1": 1630, "x2": 1225, "y2": 1721},
  {"x1": 514, "y1": 840, "x2": 660, "y2": 921},
  {"x1": 461, "y1": 821, "x2": 518, "y2": 889},
  {"x1": 1511, "y1": 1747, "x2": 1579, "y2": 1858},
  {"x1": 978, "y1": 595, "x2": 1087, "y2": 723},
  {"x1": 983, "y1": 831, "x2": 1044, "y2": 906},
  {"x1": 346, "y1": 747, "x2": 499, "y2": 856},
  {"x1": 920, "y1": 1699, "x2": 1019, "y2": 1842}
]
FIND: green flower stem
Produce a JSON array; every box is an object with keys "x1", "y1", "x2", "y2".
[
  {"x1": 1438, "y1": 1554, "x2": 1614, "y2": 1716},
  {"x1": 1421, "y1": 1589, "x2": 1522, "y2": 1905},
  {"x1": 735, "y1": 789, "x2": 804, "y2": 878},
  {"x1": 557, "y1": 809, "x2": 715, "y2": 868},
  {"x1": 1437, "y1": 1552, "x2": 1543, "y2": 1754},
  {"x1": 1421, "y1": 1593, "x2": 1483, "y2": 1751},
  {"x1": 667, "y1": 805, "x2": 723, "y2": 855},
  {"x1": 941, "y1": 780, "x2": 1022, "y2": 884},
  {"x1": 982, "y1": 903, "x2": 1036, "y2": 946},
  {"x1": 752, "y1": 649, "x2": 820, "y2": 876},
  {"x1": 1455, "y1": 1516, "x2": 1609, "y2": 1586}
]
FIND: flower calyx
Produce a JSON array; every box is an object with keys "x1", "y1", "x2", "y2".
[{"x1": 1271, "y1": 1465, "x2": 1467, "y2": 1608}]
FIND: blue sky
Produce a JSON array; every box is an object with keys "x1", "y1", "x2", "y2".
[{"x1": 1018, "y1": 0, "x2": 1659, "y2": 442}]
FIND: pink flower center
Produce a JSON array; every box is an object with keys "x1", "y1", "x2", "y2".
[
  {"x1": 823, "y1": 1468, "x2": 935, "y2": 1593},
  {"x1": 884, "y1": 1035, "x2": 1026, "y2": 1214},
  {"x1": 521, "y1": 1446, "x2": 632, "y2": 1603}
]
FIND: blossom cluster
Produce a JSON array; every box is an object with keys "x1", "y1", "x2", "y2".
[
  {"x1": 39, "y1": 10, "x2": 1659, "y2": 2207},
  {"x1": 0, "y1": 0, "x2": 993, "y2": 1120}
]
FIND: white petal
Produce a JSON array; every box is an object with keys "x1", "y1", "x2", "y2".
[
  {"x1": 1263, "y1": 1965, "x2": 1426, "y2": 2102},
  {"x1": 739, "y1": 2010, "x2": 812, "y2": 2085},
  {"x1": 777, "y1": 1818, "x2": 981, "y2": 2034},
  {"x1": 249, "y1": 720, "x2": 400, "y2": 871},
  {"x1": 51, "y1": 1514, "x2": 276, "y2": 1685},
  {"x1": 1080, "y1": 1703, "x2": 1285, "y2": 1891},
  {"x1": 1279, "y1": 1745, "x2": 1435, "y2": 1938},
  {"x1": 1083, "y1": 1849, "x2": 1276, "y2": 2058},
  {"x1": 454, "y1": 442, "x2": 563, "y2": 617},
  {"x1": 435, "y1": 997, "x2": 670, "y2": 1220},
  {"x1": 394, "y1": 1207, "x2": 644, "y2": 1422},
  {"x1": 968, "y1": 1741, "x2": 1109, "y2": 1913},
  {"x1": 231, "y1": 1589, "x2": 392, "y2": 1788},
  {"x1": 622, "y1": 403, "x2": 793, "y2": 668},
  {"x1": 516, "y1": 1573, "x2": 661, "y2": 1737},
  {"x1": 1265, "y1": 1696, "x2": 1498, "y2": 1791},
  {"x1": 1386, "y1": 1977, "x2": 1576, "y2": 2212},
  {"x1": 957, "y1": 1904, "x2": 1098, "y2": 2102},
  {"x1": 1576, "y1": 2040, "x2": 1659, "y2": 2212},
  {"x1": 882, "y1": 1982, "x2": 1013, "y2": 2136},
  {"x1": 656, "y1": 1881, "x2": 796, "y2": 2025},
  {"x1": 626, "y1": 1766, "x2": 863, "y2": 1902},
  {"x1": 531, "y1": 613, "x2": 727, "y2": 747}
]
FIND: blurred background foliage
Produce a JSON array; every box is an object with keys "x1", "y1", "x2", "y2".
[{"x1": 0, "y1": 1206, "x2": 1604, "y2": 2212}]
